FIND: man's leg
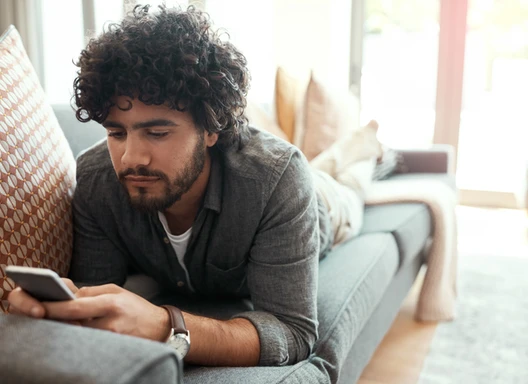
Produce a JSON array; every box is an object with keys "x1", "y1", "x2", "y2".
[
  {"x1": 309, "y1": 120, "x2": 382, "y2": 180},
  {"x1": 312, "y1": 165, "x2": 373, "y2": 246},
  {"x1": 309, "y1": 123, "x2": 381, "y2": 246},
  {"x1": 0, "y1": 313, "x2": 182, "y2": 384}
]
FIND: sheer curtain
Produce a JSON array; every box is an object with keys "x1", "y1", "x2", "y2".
[{"x1": 0, "y1": 0, "x2": 44, "y2": 86}]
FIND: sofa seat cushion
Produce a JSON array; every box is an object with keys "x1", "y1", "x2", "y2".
[
  {"x1": 312, "y1": 233, "x2": 399, "y2": 381},
  {"x1": 182, "y1": 233, "x2": 399, "y2": 384},
  {"x1": 361, "y1": 203, "x2": 431, "y2": 269}
]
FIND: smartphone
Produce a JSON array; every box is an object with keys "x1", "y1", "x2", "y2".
[{"x1": 5, "y1": 266, "x2": 76, "y2": 302}]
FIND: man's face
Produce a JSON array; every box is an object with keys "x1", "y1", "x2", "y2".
[{"x1": 103, "y1": 96, "x2": 217, "y2": 213}]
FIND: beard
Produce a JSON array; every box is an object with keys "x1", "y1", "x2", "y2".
[{"x1": 118, "y1": 134, "x2": 206, "y2": 214}]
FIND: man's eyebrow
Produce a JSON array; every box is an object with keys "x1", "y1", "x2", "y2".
[
  {"x1": 102, "y1": 120, "x2": 125, "y2": 129},
  {"x1": 133, "y1": 119, "x2": 178, "y2": 129},
  {"x1": 102, "y1": 119, "x2": 179, "y2": 130}
]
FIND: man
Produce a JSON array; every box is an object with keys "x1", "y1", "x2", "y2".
[{"x1": 8, "y1": 5, "x2": 381, "y2": 368}]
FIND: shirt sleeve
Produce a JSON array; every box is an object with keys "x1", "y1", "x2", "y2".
[
  {"x1": 67, "y1": 181, "x2": 128, "y2": 287},
  {"x1": 233, "y1": 149, "x2": 320, "y2": 366}
]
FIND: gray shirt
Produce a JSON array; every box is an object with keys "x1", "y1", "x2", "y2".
[{"x1": 68, "y1": 127, "x2": 333, "y2": 366}]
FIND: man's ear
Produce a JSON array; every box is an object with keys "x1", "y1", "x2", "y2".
[{"x1": 205, "y1": 132, "x2": 219, "y2": 147}]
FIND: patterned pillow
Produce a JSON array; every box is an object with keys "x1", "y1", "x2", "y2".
[{"x1": 0, "y1": 26, "x2": 76, "y2": 312}]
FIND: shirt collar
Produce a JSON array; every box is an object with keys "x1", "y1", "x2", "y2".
[{"x1": 202, "y1": 147, "x2": 223, "y2": 213}]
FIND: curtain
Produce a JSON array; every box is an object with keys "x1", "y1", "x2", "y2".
[{"x1": 0, "y1": 0, "x2": 44, "y2": 85}]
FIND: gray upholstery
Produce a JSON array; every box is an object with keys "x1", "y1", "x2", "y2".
[
  {"x1": 362, "y1": 203, "x2": 431, "y2": 268},
  {"x1": 35, "y1": 104, "x2": 454, "y2": 383},
  {"x1": 52, "y1": 104, "x2": 106, "y2": 159},
  {"x1": 312, "y1": 233, "x2": 400, "y2": 383},
  {"x1": 0, "y1": 314, "x2": 182, "y2": 384},
  {"x1": 337, "y1": 254, "x2": 424, "y2": 384}
]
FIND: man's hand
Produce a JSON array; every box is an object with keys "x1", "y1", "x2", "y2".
[
  {"x1": 7, "y1": 281, "x2": 170, "y2": 342},
  {"x1": 8, "y1": 280, "x2": 261, "y2": 366},
  {"x1": 7, "y1": 278, "x2": 79, "y2": 318}
]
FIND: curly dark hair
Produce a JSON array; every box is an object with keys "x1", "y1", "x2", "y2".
[{"x1": 73, "y1": 4, "x2": 251, "y2": 149}]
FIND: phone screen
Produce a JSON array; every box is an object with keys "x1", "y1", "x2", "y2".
[{"x1": 6, "y1": 267, "x2": 76, "y2": 302}]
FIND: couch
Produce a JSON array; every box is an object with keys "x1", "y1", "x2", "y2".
[
  {"x1": 0, "y1": 103, "x2": 455, "y2": 384},
  {"x1": 50, "y1": 105, "x2": 455, "y2": 383}
]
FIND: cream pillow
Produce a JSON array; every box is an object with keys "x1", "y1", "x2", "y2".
[
  {"x1": 274, "y1": 66, "x2": 308, "y2": 143},
  {"x1": 296, "y1": 71, "x2": 360, "y2": 161},
  {"x1": 245, "y1": 100, "x2": 288, "y2": 141},
  {"x1": 0, "y1": 26, "x2": 76, "y2": 312}
]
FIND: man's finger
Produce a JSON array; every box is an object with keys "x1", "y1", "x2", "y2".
[
  {"x1": 7, "y1": 287, "x2": 45, "y2": 318},
  {"x1": 61, "y1": 278, "x2": 79, "y2": 294},
  {"x1": 7, "y1": 304, "x2": 27, "y2": 316},
  {"x1": 75, "y1": 284, "x2": 122, "y2": 298},
  {"x1": 7, "y1": 305, "x2": 22, "y2": 315},
  {"x1": 42, "y1": 295, "x2": 115, "y2": 321},
  {"x1": 64, "y1": 320, "x2": 83, "y2": 327}
]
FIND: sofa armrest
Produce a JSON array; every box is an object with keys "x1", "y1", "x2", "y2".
[
  {"x1": 0, "y1": 314, "x2": 182, "y2": 384},
  {"x1": 396, "y1": 144, "x2": 455, "y2": 175}
]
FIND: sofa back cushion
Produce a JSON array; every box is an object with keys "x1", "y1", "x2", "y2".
[
  {"x1": 274, "y1": 66, "x2": 308, "y2": 143},
  {"x1": 245, "y1": 100, "x2": 288, "y2": 141},
  {"x1": 296, "y1": 72, "x2": 360, "y2": 161},
  {"x1": 0, "y1": 26, "x2": 76, "y2": 312}
]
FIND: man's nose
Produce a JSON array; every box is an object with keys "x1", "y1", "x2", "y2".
[{"x1": 121, "y1": 135, "x2": 150, "y2": 169}]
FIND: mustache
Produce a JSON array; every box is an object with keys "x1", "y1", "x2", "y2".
[{"x1": 118, "y1": 167, "x2": 170, "y2": 182}]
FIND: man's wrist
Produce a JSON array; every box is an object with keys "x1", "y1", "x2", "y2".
[{"x1": 156, "y1": 305, "x2": 172, "y2": 342}]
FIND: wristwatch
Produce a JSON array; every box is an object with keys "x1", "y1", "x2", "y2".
[{"x1": 161, "y1": 305, "x2": 191, "y2": 360}]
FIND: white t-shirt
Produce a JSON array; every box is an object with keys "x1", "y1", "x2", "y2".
[{"x1": 158, "y1": 212, "x2": 194, "y2": 291}]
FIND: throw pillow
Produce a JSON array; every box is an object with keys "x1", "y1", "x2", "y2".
[
  {"x1": 0, "y1": 25, "x2": 76, "y2": 312},
  {"x1": 244, "y1": 100, "x2": 288, "y2": 141},
  {"x1": 296, "y1": 71, "x2": 361, "y2": 161},
  {"x1": 274, "y1": 66, "x2": 308, "y2": 143}
]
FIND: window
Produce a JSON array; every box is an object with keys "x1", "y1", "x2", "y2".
[
  {"x1": 40, "y1": 0, "x2": 84, "y2": 104},
  {"x1": 93, "y1": 0, "x2": 124, "y2": 35},
  {"x1": 205, "y1": 0, "x2": 275, "y2": 105},
  {"x1": 360, "y1": 0, "x2": 440, "y2": 148},
  {"x1": 39, "y1": 0, "x2": 189, "y2": 105}
]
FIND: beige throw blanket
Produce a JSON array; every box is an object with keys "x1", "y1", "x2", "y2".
[{"x1": 365, "y1": 178, "x2": 458, "y2": 322}]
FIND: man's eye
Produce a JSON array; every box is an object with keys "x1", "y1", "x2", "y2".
[
  {"x1": 148, "y1": 131, "x2": 169, "y2": 138},
  {"x1": 108, "y1": 131, "x2": 126, "y2": 139}
]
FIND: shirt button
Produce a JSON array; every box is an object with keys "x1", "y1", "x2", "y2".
[
  {"x1": 177, "y1": 281, "x2": 185, "y2": 288},
  {"x1": 163, "y1": 237, "x2": 170, "y2": 244}
]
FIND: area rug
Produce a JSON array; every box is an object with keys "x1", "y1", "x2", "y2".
[{"x1": 418, "y1": 252, "x2": 528, "y2": 383}]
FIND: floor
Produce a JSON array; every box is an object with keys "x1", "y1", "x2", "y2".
[
  {"x1": 356, "y1": 206, "x2": 528, "y2": 384},
  {"x1": 357, "y1": 270, "x2": 436, "y2": 384}
]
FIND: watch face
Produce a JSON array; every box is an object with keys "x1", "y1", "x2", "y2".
[{"x1": 169, "y1": 333, "x2": 190, "y2": 360}]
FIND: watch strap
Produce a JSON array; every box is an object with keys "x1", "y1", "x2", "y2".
[{"x1": 161, "y1": 305, "x2": 187, "y2": 334}]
